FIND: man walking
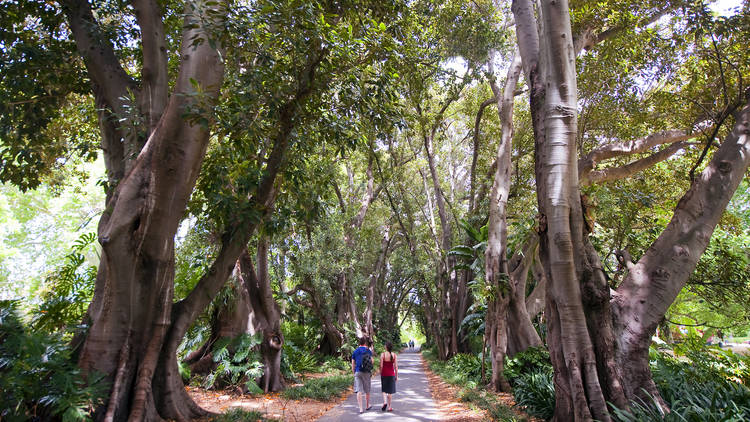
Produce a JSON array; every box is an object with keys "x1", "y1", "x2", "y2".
[{"x1": 351, "y1": 337, "x2": 373, "y2": 413}]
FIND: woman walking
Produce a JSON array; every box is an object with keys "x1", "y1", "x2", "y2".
[{"x1": 379, "y1": 341, "x2": 398, "y2": 411}]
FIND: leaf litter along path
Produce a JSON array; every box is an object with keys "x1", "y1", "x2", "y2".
[
  {"x1": 189, "y1": 348, "x2": 539, "y2": 421},
  {"x1": 188, "y1": 372, "x2": 350, "y2": 422}
]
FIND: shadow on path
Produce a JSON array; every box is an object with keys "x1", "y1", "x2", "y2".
[{"x1": 316, "y1": 348, "x2": 441, "y2": 421}]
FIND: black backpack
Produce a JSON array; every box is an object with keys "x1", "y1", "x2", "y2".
[{"x1": 360, "y1": 352, "x2": 373, "y2": 372}]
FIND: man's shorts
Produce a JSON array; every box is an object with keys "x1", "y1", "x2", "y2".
[{"x1": 354, "y1": 371, "x2": 372, "y2": 393}]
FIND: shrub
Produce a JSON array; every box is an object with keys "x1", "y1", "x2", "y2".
[
  {"x1": 648, "y1": 350, "x2": 750, "y2": 420},
  {"x1": 613, "y1": 347, "x2": 750, "y2": 421},
  {"x1": 281, "y1": 374, "x2": 353, "y2": 401},
  {"x1": 321, "y1": 355, "x2": 350, "y2": 372},
  {"x1": 512, "y1": 369, "x2": 555, "y2": 420},
  {"x1": 504, "y1": 346, "x2": 552, "y2": 384},
  {"x1": 0, "y1": 300, "x2": 107, "y2": 421},
  {"x1": 283, "y1": 342, "x2": 320, "y2": 374},
  {"x1": 204, "y1": 333, "x2": 264, "y2": 394}
]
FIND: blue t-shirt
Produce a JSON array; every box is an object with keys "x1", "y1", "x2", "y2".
[{"x1": 351, "y1": 346, "x2": 372, "y2": 372}]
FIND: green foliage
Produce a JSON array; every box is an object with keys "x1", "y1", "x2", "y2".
[
  {"x1": 460, "y1": 303, "x2": 487, "y2": 338},
  {"x1": 281, "y1": 374, "x2": 353, "y2": 401},
  {"x1": 280, "y1": 320, "x2": 326, "y2": 376},
  {"x1": 376, "y1": 328, "x2": 402, "y2": 350},
  {"x1": 429, "y1": 353, "x2": 482, "y2": 388},
  {"x1": 0, "y1": 1, "x2": 93, "y2": 191},
  {"x1": 503, "y1": 347, "x2": 555, "y2": 420},
  {"x1": 32, "y1": 232, "x2": 98, "y2": 333},
  {"x1": 613, "y1": 346, "x2": 750, "y2": 421},
  {"x1": 0, "y1": 300, "x2": 107, "y2": 421},
  {"x1": 210, "y1": 408, "x2": 266, "y2": 422},
  {"x1": 283, "y1": 343, "x2": 320, "y2": 375},
  {"x1": 670, "y1": 334, "x2": 750, "y2": 386},
  {"x1": 204, "y1": 333, "x2": 264, "y2": 393},
  {"x1": 0, "y1": 169, "x2": 104, "y2": 301},
  {"x1": 503, "y1": 346, "x2": 553, "y2": 384},
  {"x1": 320, "y1": 355, "x2": 350, "y2": 372},
  {"x1": 669, "y1": 228, "x2": 750, "y2": 333},
  {"x1": 512, "y1": 370, "x2": 555, "y2": 420}
]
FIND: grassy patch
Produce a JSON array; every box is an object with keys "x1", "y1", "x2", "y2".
[
  {"x1": 210, "y1": 408, "x2": 266, "y2": 422},
  {"x1": 281, "y1": 374, "x2": 353, "y2": 401}
]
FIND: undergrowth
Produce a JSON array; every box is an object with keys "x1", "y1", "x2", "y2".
[
  {"x1": 281, "y1": 374, "x2": 352, "y2": 401},
  {"x1": 612, "y1": 343, "x2": 750, "y2": 421},
  {"x1": 210, "y1": 408, "x2": 266, "y2": 421},
  {"x1": 0, "y1": 300, "x2": 107, "y2": 421},
  {"x1": 424, "y1": 348, "x2": 529, "y2": 421}
]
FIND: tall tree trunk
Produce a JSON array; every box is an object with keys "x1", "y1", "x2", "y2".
[
  {"x1": 513, "y1": 0, "x2": 750, "y2": 419},
  {"x1": 513, "y1": 0, "x2": 623, "y2": 419},
  {"x1": 484, "y1": 48, "x2": 523, "y2": 391},
  {"x1": 66, "y1": 1, "x2": 227, "y2": 419},
  {"x1": 182, "y1": 273, "x2": 251, "y2": 376},
  {"x1": 364, "y1": 228, "x2": 393, "y2": 339},
  {"x1": 486, "y1": 292, "x2": 512, "y2": 392},
  {"x1": 241, "y1": 235, "x2": 284, "y2": 393},
  {"x1": 331, "y1": 158, "x2": 378, "y2": 338},
  {"x1": 294, "y1": 277, "x2": 345, "y2": 356},
  {"x1": 423, "y1": 130, "x2": 461, "y2": 357}
]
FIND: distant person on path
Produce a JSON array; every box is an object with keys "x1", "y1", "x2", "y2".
[
  {"x1": 379, "y1": 341, "x2": 398, "y2": 412},
  {"x1": 351, "y1": 337, "x2": 373, "y2": 413},
  {"x1": 409, "y1": 339, "x2": 414, "y2": 349}
]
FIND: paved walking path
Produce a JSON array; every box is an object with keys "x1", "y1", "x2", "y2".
[{"x1": 317, "y1": 348, "x2": 442, "y2": 421}]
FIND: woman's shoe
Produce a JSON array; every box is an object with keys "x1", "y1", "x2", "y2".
[{"x1": 382, "y1": 404, "x2": 387, "y2": 411}]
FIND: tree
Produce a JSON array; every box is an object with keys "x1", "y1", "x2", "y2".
[{"x1": 511, "y1": 0, "x2": 750, "y2": 419}]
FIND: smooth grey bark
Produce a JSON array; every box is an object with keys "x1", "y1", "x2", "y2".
[
  {"x1": 579, "y1": 130, "x2": 696, "y2": 186},
  {"x1": 505, "y1": 235, "x2": 542, "y2": 357},
  {"x1": 484, "y1": 49, "x2": 522, "y2": 392},
  {"x1": 513, "y1": 0, "x2": 622, "y2": 419},
  {"x1": 525, "y1": 257, "x2": 547, "y2": 318}
]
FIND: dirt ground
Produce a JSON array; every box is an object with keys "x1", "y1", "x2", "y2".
[
  {"x1": 188, "y1": 382, "x2": 350, "y2": 422},
  {"x1": 420, "y1": 358, "x2": 542, "y2": 422}
]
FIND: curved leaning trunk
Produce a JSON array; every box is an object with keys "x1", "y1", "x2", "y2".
[
  {"x1": 484, "y1": 48, "x2": 524, "y2": 391},
  {"x1": 612, "y1": 91, "x2": 750, "y2": 405}
]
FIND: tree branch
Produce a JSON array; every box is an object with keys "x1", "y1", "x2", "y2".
[
  {"x1": 470, "y1": 97, "x2": 497, "y2": 211},
  {"x1": 132, "y1": 0, "x2": 169, "y2": 132},
  {"x1": 579, "y1": 130, "x2": 694, "y2": 177},
  {"x1": 581, "y1": 140, "x2": 691, "y2": 186}
]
